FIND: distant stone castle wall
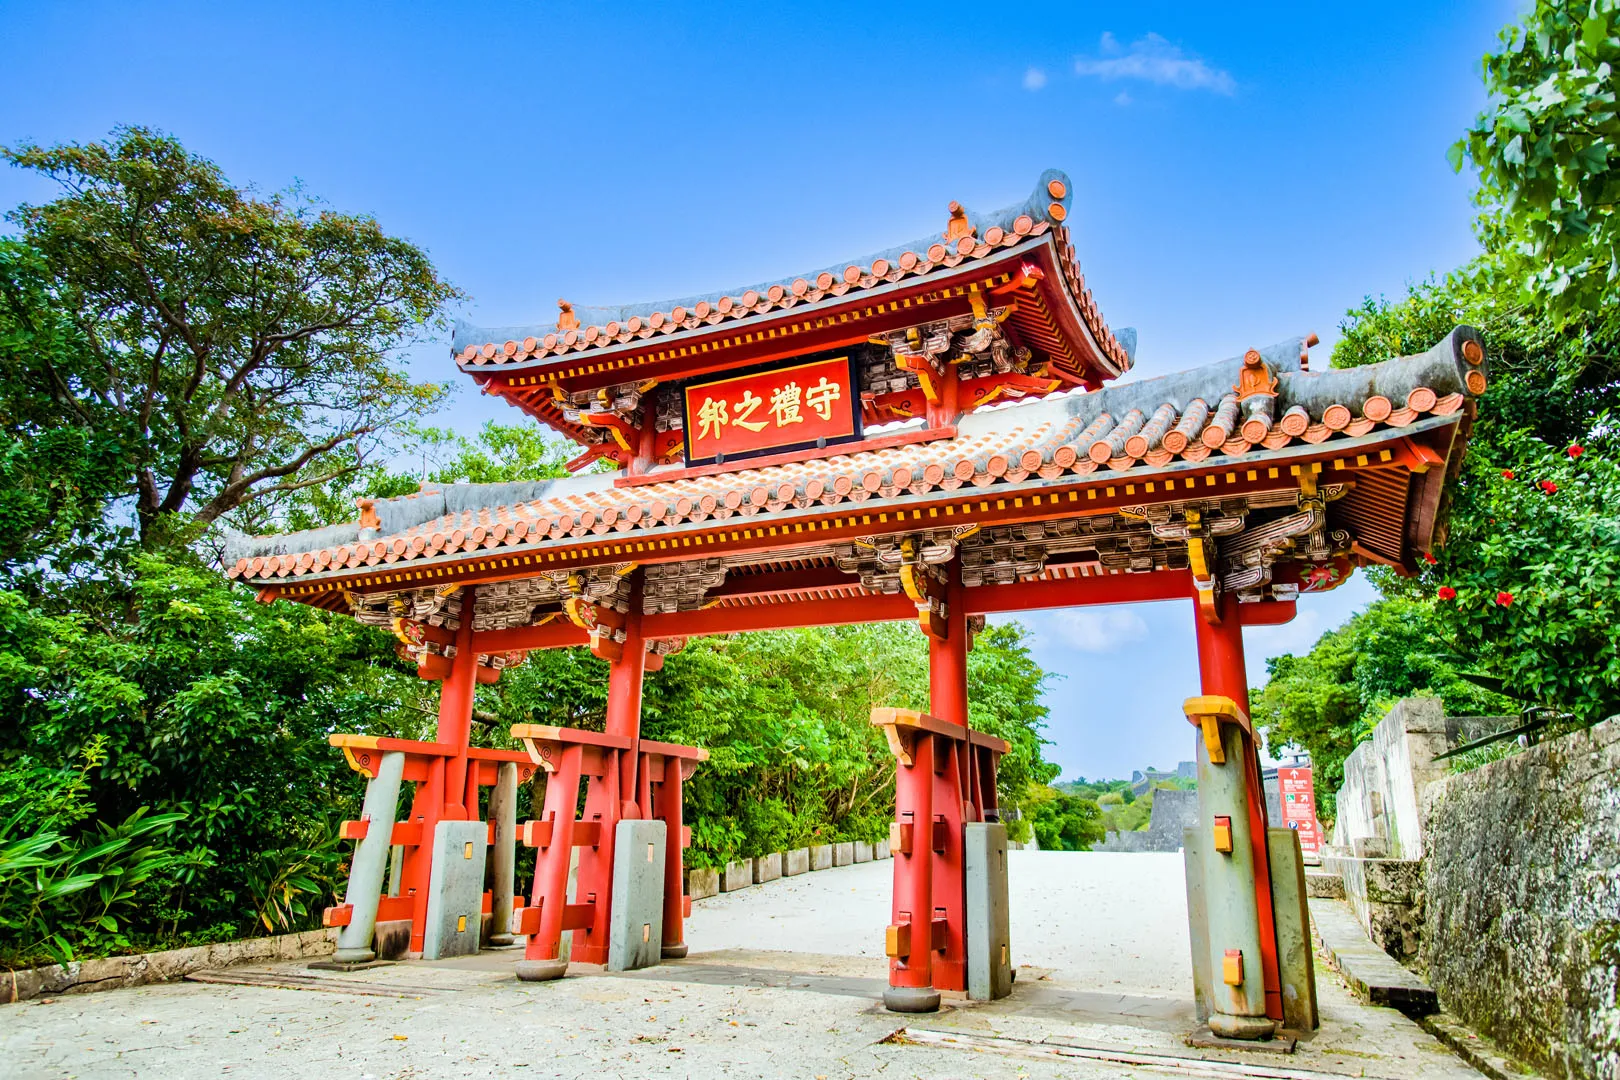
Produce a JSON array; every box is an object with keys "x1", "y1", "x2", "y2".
[{"x1": 1096, "y1": 788, "x2": 1199, "y2": 853}]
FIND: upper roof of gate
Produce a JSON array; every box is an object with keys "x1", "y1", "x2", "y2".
[{"x1": 451, "y1": 169, "x2": 1136, "y2": 443}]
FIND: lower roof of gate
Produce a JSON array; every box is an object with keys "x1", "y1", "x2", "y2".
[{"x1": 224, "y1": 326, "x2": 1485, "y2": 625}]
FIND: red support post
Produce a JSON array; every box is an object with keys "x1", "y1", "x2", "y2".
[
  {"x1": 889, "y1": 726, "x2": 938, "y2": 1008},
  {"x1": 439, "y1": 587, "x2": 480, "y2": 820},
  {"x1": 876, "y1": 706, "x2": 1006, "y2": 1013},
  {"x1": 929, "y1": 563, "x2": 969, "y2": 729},
  {"x1": 926, "y1": 356, "x2": 960, "y2": 430},
  {"x1": 654, "y1": 752, "x2": 688, "y2": 958},
  {"x1": 607, "y1": 580, "x2": 646, "y2": 811},
  {"x1": 1193, "y1": 591, "x2": 1284, "y2": 1024}
]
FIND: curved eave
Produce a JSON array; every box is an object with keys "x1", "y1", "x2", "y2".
[
  {"x1": 465, "y1": 234, "x2": 1122, "y2": 437},
  {"x1": 240, "y1": 413, "x2": 1464, "y2": 596}
]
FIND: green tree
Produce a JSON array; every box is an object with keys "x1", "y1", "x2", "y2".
[
  {"x1": 1454, "y1": 0, "x2": 1620, "y2": 341},
  {"x1": 1025, "y1": 786, "x2": 1104, "y2": 851},
  {"x1": 1252, "y1": 598, "x2": 1515, "y2": 817},
  {"x1": 0, "y1": 241, "x2": 133, "y2": 570},
  {"x1": 3, "y1": 127, "x2": 459, "y2": 545}
]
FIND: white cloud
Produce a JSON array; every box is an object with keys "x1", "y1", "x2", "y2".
[
  {"x1": 1022, "y1": 66, "x2": 1048, "y2": 91},
  {"x1": 1113, "y1": 90, "x2": 1132, "y2": 107},
  {"x1": 1047, "y1": 608, "x2": 1150, "y2": 653},
  {"x1": 1074, "y1": 32, "x2": 1235, "y2": 96}
]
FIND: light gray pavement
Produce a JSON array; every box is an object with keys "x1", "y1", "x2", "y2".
[
  {"x1": 1, "y1": 852, "x2": 1482, "y2": 1079},
  {"x1": 686, "y1": 850, "x2": 1192, "y2": 996}
]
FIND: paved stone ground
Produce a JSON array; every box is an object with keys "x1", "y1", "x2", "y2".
[{"x1": 1, "y1": 852, "x2": 1482, "y2": 1079}]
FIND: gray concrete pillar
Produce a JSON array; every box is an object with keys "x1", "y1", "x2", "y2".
[
  {"x1": 1195, "y1": 722, "x2": 1275, "y2": 1039},
  {"x1": 1182, "y1": 826, "x2": 1212, "y2": 1024},
  {"x1": 332, "y1": 750, "x2": 405, "y2": 964},
  {"x1": 422, "y1": 820, "x2": 489, "y2": 960},
  {"x1": 608, "y1": 819, "x2": 667, "y2": 972},
  {"x1": 1267, "y1": 827, "x2": 1319, "y2": 1031},
  {"x1": 488, "y1": 762, "x2": 519, "y2": 945},
  {"x1": 964, "y1": 822, "x2": 1012, "y2": 1001}
]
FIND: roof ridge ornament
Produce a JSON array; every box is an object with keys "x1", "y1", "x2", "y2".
[
  {"x1": 556, "y1": 299, "x2": 579, "y2": 331},
  {"x1": 944, "y1": 201, "x2": 975, "y2": 242},
  {"x1": 1233, "y1": 349, "x2": 1278, "y2": 400}
]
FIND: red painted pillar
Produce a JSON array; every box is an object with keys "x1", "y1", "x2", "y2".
[
  {"x1": 439, "y1": 587, "x2": 480, "y2": 820},
  {"x1": 656, "y1": 759, "x2": 687, "y2": 958},
  {"x1": 888, "y1": 729, "x2": 937, "y2": 1010},
  {"x1": 630, "y1": 412, "x2": 659, "y2": 476},
  {"x1": 607, "y1": 586, "x2": 646, "y2": 810},
  {"x1": 1193, "y1": 591, "x2": 1284, "y2": 1023},
  {"x1": 930, "y1": 558, "x2": 977, "y2": 820},
  {"x1": 925, "y1": 362, "x2": 960, "y2": 430},
  {"x1": 928, "y1": 562, "x2": 969, "y2": 729}
]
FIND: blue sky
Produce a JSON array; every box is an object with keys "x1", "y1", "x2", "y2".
[{"x1": 0, "y1": 1, "x2": 1522, "y2": 780}]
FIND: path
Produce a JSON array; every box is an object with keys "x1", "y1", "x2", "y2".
[{"x1": 1, "y1": 852, "x2": 1482, "y2": 1079}]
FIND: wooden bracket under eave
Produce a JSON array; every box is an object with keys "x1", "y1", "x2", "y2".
[
  {"x1": 1182, "y1": 695, "x2": 1251, "y2": 766},
  {"x1": 1184, "y1": 520, "x2": 1221, "y2": 625}
]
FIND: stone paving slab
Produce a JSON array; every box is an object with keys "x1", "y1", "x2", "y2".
[{"x1": 1310, "y1": 897, "x2": 1438, "y2": 1015}]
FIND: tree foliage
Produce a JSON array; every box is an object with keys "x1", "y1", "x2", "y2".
[
  {"x1": 1259, "y1": 3, "x2": 1620, "y2": 806},
  {"x1": 1455, "y1": 0, "x2": 1620, "y2": 340},
  {"x1": 2, "y1": 127, "x2": 458, "y2": 545},
  {"x1": 1023, "y1": 785, "x2": 1104, "y2": 852}
]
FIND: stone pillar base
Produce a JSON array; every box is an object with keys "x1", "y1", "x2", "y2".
[
  {"x1": 883, "y1": 986, "x2": 941, "y2": 1013},
  {"x1": 661, "y1": 943, "x2": 688, "y2": 960},
  {"x1": 515, "y1": 958, "x2": 569, "y2": 982},
  {"x1": 1208, "y1": 1012, "x2": 1278, "y2": 1040}
]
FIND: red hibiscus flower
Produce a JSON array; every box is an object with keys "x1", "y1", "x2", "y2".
[
  {"x1": 1501, "y1": 469, "x2": 1515, "y2": 480},
  {"x1": 1496, "y1": 591, "x2": 1513, "y2": 607},
  {"x1": 1437, "y1": 586, "x2": 1456, "y2": 601},
  {"x1": 1540, "y1": 480, "x2": 1558, "y2": 494},
  {"x1": 1568, "y1": 444, "x2": 1584, "y2": 459},
  {"x1": 1422, "y1": 552, "x2": 1438, "y2": 565}
]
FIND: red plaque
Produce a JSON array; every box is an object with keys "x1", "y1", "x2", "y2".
[
  {"x1": 683, "y1": 355, "x2": 861, "y2": 465},
  {"x1": 1277, "y1": 766, "x2": 1323, "y2": 861}
]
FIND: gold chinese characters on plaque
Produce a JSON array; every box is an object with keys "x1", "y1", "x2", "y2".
[{"x1": 682, "y1": 355, "x2": 860, "y2": 464}]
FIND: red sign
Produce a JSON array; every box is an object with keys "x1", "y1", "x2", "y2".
[
  {"x1": 683, "y1": 355, "x2": 860, "y2": 465},
  {"x1": 1277, "y1": 766, "x2": 1323, "y2": 860}
]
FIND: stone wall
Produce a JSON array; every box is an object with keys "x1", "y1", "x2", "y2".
[
  {"x1": 0, "y1": 928, "x2": 337, "y2": 1004},
  {"x1": 1333, "y1": 697, "x2": 1451, "y2": 860},
  {"x1": 1095, "y1": 788, "x2": 1198, "y2": 853},
  {"x1": 1420, "y1": 717, "x2": 1620, "y2": 1080}
]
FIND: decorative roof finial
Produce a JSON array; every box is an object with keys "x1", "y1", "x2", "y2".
[
  {"x1": 944, "y1": 201, "x2": 975, "y2": 242},
  {"x1": 1234, "y1": 349, "x2": 1278, "y2": 400},
  {"x1": 556, "y1": 299, "x2": 579, "y2": 331},
  {"x1": 356, "y1": 497, "x2": 381, "y2": 530}
]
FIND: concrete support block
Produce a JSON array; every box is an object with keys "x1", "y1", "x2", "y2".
[
  {"x1": 964, "y1": 822, "x2": 1012, "y2": 1001},
  {"x1": 783, "y1": 848, "x2": 810, "y2": 876},
  {"x1": 608, "y1": 820, "x2": 666, "y2": 972},
  {"x1": 422, "y1": 820, "x2": 488, "y2": 961},
  {"x1": 833, "y1": 841, "x2": 855, "y2": 867},
  {"x1": 853, "y1": 841, "x2": 873, "y2": 864},
  {"x1": 753, "y1": 852, "x2": 782, "y2": 884},
  {"x1": 488, "y1": 762, "x2": 519, "y2": 946},
  {"x1": 875, "y1": 839, "x2": 891, "y2": 860},
  {"x1": 688, "y1": 866, "x2": 719, "y2": 901},
  {"x1": 721, "y1": 860, "x2": 752, "y2": 892},
  {"x1": 810, "y1": 844, "x2": 834, "y2": 871},
  {"x1": 332, "y1": 751, "x2": 405, "y2": 964},
  {"x1": 1268, "y1": 828, "x2": 1319, "y2": 1032},
  {"x1": 374, "y1": 919, "x2": 412, "y2": 962},
  {"x1": 1183, "y1": 827, "x2": 1212, "y2": 1024}
]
